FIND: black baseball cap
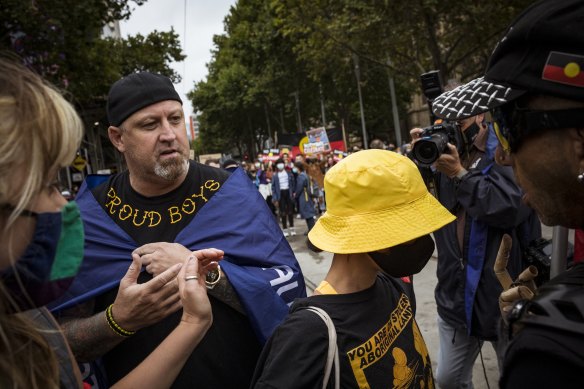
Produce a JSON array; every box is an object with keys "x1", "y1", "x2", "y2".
[
  {"x1": 222, "y1": 159, "x2": 238, "y2": 168},
  {"x1": 432, "y1": 0, "x2": 584, "y2": 121},
  {"x1": 107, "y1": 72, "x2": 182, "y2": 126}
]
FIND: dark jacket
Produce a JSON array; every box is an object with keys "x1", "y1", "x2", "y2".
[
  {"x1": 271, "y1": 169, "x2": 295, "y2": 201},
  {"x1": 431, "y1": 125, "x2": 541, "y2": 340},
  {"x1": 500, "y1": 262, "x2": 584, "y2": 388},
  {"x1": 293, "y1": 172, "x2": 316, "y2": 219}
]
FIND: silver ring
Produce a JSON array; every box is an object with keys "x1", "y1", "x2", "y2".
[{"x1": 185, "y1": 275, "x2": 199, "y2": 281}]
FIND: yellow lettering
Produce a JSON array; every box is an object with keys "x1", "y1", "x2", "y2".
[
  {"x1": 105, "y1": 194, "x2": 122, "y2": 214},
  {"x1": 348, "y1": 349, "x2": 357, "y2": 361},
  {"x1": 348, "y1": 294, "x2": 413, "y2": 388},
  {"x1": 190, "y1": 180, "x2": 222, "y2": 204},
  {"x1": 168, "y1": 206, "x2": 182, "y2": 224},
  {"x1": 106, "y1": 179, "x2": 225, "y2": 230},
  {"x1": 182, "y1": 198, "x2": 196, "y2": 214},
  {"x1": 148, "y1": 211, "x2": 161, "y2": 227},
  {"x1": 132, "y1": 209, "x2": 148, "y2": 227},
  {"x1": 359, "y1": 357, "x2": 368, "y2": 369},
  {"x1": 192, "y1": 185, "x2": 209, "y2": 202},
  {"x1": 119, "y1": 204, "x2": 133, "y2": 221},
  {"x1": 204, "y1": 179, "x2": 220, "y2": 191},
  {"x1": 107, "y1": 187, "x2": 117, "y2": 198}
]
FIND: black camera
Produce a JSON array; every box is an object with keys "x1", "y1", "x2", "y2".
[
  {"x1": 411, "y1": 122, "x2": 462, "y2": 166},
  {"x1": 523, "y1": 238, "x2": 574, "y2": 287},
  {"x1": 420, "y1": 70, "x2": 443, "y2": 102}
]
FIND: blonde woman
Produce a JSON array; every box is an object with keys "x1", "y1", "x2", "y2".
[{"x1": 0, "y1": 56, "x2": 219, "y2": 388}]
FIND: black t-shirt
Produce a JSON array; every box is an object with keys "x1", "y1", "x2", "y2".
[
  {"x1": 91, "y1": 161, "x2": 229, "y2": 245},
  {"x1": 92, "y1": 161, "x2": 262, "y2": 388},
  {"x1": 500, "y1": 262, "x2": 584, "y2": 389},
  {"x1": 251, "y1": 274, "x2": 433, "y2": 389}
]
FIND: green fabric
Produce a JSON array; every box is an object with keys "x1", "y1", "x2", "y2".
[{"x1": 50, "y1": 201, "x2": 84, "y2": 280}]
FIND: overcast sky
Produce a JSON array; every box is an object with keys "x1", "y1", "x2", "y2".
[{"x1": 120, "y1": 0, "x2": 237, "y2": 117}]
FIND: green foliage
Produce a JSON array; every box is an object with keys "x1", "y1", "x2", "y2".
[
  {"x1": 193, "y1": 0, "x2": 535, "y2": 155},
  {"x1": 274, "y1": 0, "x2": 536, "y2": 83},
  {"x1": 1, "y1": 0, "x2": 186, "y2": 172},
  {"x1": 0, "y1": 0, "x2": 184, "y2": 108}
]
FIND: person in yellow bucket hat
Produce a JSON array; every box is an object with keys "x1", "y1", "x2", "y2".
[{"x1": 251, "y1": 149, "x2": 455, "y2": 389}]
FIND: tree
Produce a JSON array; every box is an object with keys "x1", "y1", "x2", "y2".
[
  {"x1": 274, "y1": 0, "x2": 535, "y2": 83},
  {"x1": 79, "y1": 30, "x2": 185, "y2": 100},
  {"x1": 1, "y1": 0, "x2": 184, "y2": 104},
  {"x1": 1, "y1": 0, "x2": 186, "y2": 170},
  {"x1": 190, "y1": 0, "x2": 534, "y2": 155},
  {"x1": 190, "y1": 0, "x2": 321, "y2": 156}
]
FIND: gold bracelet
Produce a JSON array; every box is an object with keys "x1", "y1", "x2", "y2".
[{"x1": 105, "y1": 304, "x2": 135, "y2": 337}]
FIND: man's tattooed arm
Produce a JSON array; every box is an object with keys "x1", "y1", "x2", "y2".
[
  {"x1": 207, "y1": 270, "x2": 246, "y2": 316},
  {"x1": 58, "y1": 300, "x2": 126, "y2": 362}
]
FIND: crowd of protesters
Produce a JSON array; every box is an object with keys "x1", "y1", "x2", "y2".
[
  {"x1": 221, "y1": 152, "x2": 328, "y2": 236},
  {"x1": 211, "y1": 138, "x2": 417, "y2": 238}
]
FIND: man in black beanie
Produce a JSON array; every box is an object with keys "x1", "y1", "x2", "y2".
[{"x1": 52, "y1": 72, "x2": 306, "y2": 388}]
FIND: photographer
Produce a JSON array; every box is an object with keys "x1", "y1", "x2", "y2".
[
  {"x1": 431, "y1": 1, "x2": 584, "y2": 387},
  {"x1": 410, "y1": 113, "x2": 540, "y2": 388}
]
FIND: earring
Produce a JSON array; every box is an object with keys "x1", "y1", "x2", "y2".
[{"x1": 578, "y1": 173, "x2": 584, "y2": 183}]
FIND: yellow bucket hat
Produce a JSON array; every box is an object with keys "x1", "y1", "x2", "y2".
[{"x1": 308, "y1": 149, "x2": 455, "y2": 254}]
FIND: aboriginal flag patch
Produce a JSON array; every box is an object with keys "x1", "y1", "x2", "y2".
[{"x1": 542, "y1": 51, "x2": 584, "y2": 87}]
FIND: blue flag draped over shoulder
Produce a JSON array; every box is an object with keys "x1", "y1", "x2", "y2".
[{"x1": 49, "y1": 168, "x2": 306, "y2": 343}]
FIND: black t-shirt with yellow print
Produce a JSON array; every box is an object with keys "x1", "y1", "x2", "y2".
[
  {"x1": 91, "y1": 161, "x2": 262, "y2": 388},
  {"x1": 92, "y1": 160, "x2": 229, "y2": 245},
  {"x1": 251, "y1": 273, "x2": 433, "y2": 389}
]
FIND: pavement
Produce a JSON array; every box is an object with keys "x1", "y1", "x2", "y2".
[{"x1": 284, "y1": 220, "x2": 572, "y2": 389}]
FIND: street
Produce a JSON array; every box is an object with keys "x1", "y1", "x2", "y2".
[{"x1": 286, "y1": 220, "x2": 572, "y2": 389}]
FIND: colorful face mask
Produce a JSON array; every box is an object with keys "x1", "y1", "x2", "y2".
[{"x1": 1, "y1": 201, "x2": 84, "y2": 310}]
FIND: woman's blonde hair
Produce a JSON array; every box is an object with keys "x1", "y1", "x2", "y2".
[
  {"x1": 0, "y1": 56, "x2": 84, "y2": 388},
  {"x1": 0, "y1": 55, "x2": 83, "y2": 231}
]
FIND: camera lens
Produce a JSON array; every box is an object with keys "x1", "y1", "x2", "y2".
[{"x1": 413, "y1": 140, "x2": 440, "y2": 166}]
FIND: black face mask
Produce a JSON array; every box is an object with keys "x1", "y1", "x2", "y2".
[
  {"x1": 368, "y1": 235, "x2": 435, "y2": 278},
  {"x1": 462, "y1": 122, "x2": 480, "y2": 148}
]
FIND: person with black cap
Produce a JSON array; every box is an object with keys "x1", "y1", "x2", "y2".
[
  {"x1": 50, "y1": 71, "x2": 306, "y2": 388},
  {"x1": 432, "y1": 1, "x2": 584, "y2": 387},
  {"x1": 410, "y1": 92, "x2": 541, "y2": 388},
  {"x1": 222, "y1": 158, "x2": 239, "y2": 172},
  {"x1": 251, "y1": 149, "x2": 456, "y2": 388}
]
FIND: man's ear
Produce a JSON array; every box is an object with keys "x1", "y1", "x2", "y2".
[{"x1": 108, "y1": 126, "x2": 125, "y2": 153}]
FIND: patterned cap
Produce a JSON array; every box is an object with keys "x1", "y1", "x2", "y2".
[{"x1": 433, "y1": 0, "x2": 584, "y2": 120}]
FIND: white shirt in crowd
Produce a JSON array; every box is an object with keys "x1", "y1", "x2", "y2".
[{"x1": 277, "y1": 170, "x2": 289, "y2": 190}]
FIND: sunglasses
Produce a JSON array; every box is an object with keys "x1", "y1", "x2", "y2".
[{"x1": 492, "y1": 104, "x2": 584, "y2": 154}]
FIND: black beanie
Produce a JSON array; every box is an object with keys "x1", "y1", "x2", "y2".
[
  {"x1": 222, "y1": 159, "x2": 238, "y2": 168},
  {"x1": 107, "y1": 72, "x2": 183, "y2": 126}
]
